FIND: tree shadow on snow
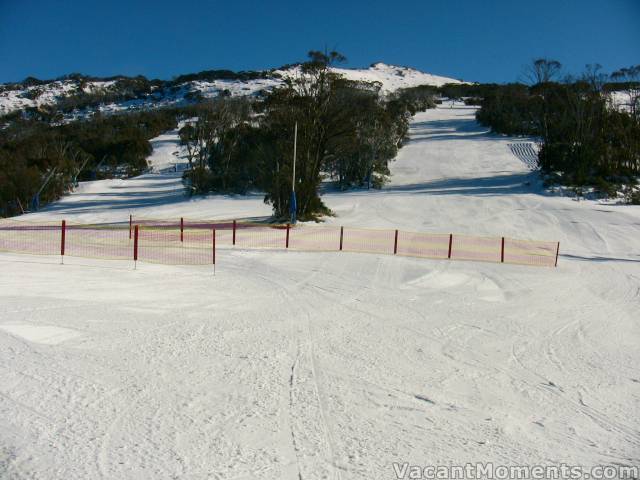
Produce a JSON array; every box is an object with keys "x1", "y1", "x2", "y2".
[
  {"x1": 404, "y1": 116, "x2": 522, "y2": 144},
  {"x1": 324, "y1": 114, "x2": 544, "y2": 198},
  {"x1": 324, "y1": 171, "x2": 543, "y2": 198}
]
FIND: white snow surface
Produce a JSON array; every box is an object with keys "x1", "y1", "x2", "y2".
[
  {"x1": 1, "y1": 104, "x2": 640, "y2": 479},
  {"x1": 276, "y1": 62, "x2": 464, "y2": 93},
  {"x1": 0, "y1": 80, "x2": 118, "y2": 116},
  {"x1": 609, "y1": 90, "x2": 639, "y2": 114},
  {"x1": 0, "y1": 63, "x2": 462, "y2": 117}
]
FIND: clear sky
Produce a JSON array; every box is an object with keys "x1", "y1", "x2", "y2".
[{"x1": 1, "y1": 0, "x2": 638, "y2": 84}]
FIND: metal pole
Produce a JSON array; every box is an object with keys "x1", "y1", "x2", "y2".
[
  {"x1": 292, "y1": 122, "x2": 297, "y2": 193},
  {"x1": 212, "y1": 227, "x2": 216, "y2": 275},
  {"x1": 290, "y1": 122, "x2": 297, "y2": 225},
  {"x1": 232, "y1": 220, "x2": 236, "y2": 245},
  {"x1": 133, "y1": 225, "x2": 139, "y2": 269},
  {"x1": 61, "y1": 220, "x2": 66, "y2": 264}
]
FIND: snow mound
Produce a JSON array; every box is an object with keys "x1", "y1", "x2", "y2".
[
  {"x1": 0, "y1": 324, "x2": 81, "y2": 345},
  {"x1": 333, "y1": 62, "x2": 464, "y2": 91},
  {"x1": 276, "y1": 62, "x2": 464, "y2": 93}
]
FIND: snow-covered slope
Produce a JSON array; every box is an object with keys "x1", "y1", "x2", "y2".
[
  {"x1": 0, "y1": 79, "x2": 125, "y2": 116},
  {"x1": 0, "y1": 63, "x2": 463, "y2": 117},
  {"x1": 276, "y1": 62, "x2": 463, "y2": 93},
  {"x1": 2, "y1": 103, "x2": 639, "y2": 479},
  {"x1": 335, "y1": 62, "x2": 462, "y2": 91},
  {"x1": 20, "y1": 102, "x2": 640, "y2": 258}
]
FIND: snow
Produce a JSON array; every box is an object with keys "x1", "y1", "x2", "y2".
[
  {"x1": 2, "y1": 103, "x2": 640, "y2": 478},
  {"x1": 276, "y1": 63, "x2": 464, "y2": 93},
  {"x1": 189, "y1": 77, "x2": 283, "y2": 99},
  {"x1": 609, "y1": 89, "x2": 638, "y2": 114},
  {"x1": 332, "y1": 62, "x2": 464, "y2": 91},
  {"x1": 0, "y1": 80, "x2": 78, "y2": 115},
  {"x1": 0, "y1": 64, "x2": 463, "y2": 117},
  {"x1": 146, "y1": 129, "x2": 183, "y2": 173},
  {"x1": 0, "y1": 324, "x2": 81, "y2": 345},
  {"x1": 82, "y1": 80, "x2": 118, "y2": 94}
]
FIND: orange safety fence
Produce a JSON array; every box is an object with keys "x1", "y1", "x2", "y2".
[
  {"x1": 452, "y1": 235, "x2": 502, "y2": 263},
  {"x1": 290, "y1": 226, "x2": 341, "y2": 252},
  {"x1": 0, "y1": 218, "x2": 560, "y2": 268},
  {"x1": 342, "y1": 227, "x2": 395, "y2": 255},
  {"x1": 396, "y1": 231, "x2": 451, "y2": 259},
  {"x1": 66, "y1": 225, "x2": 132, "y2": 260}
]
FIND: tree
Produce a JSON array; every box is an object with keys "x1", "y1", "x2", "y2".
[
  {"x1": 523, "y1": 58, "x2": 562, "y2": 85},
  {"x1": 180, "y1": 97, "x2": 252, "y2": 193},
  {"x1": 611, "y1": 65, "x2": 640, "y2": 120},
  {"x1": 260, "y1": 50, "x2": 348, "y2": 218},
  {"x1": 0, "y1": 108, "x2": 178, "y2": 216},
  {"x1": 477, "y1": 66, "x2": 640, "y2": 194},
  {"x1": 582, "y1": 64, "x2": 607, "y2": 93}
]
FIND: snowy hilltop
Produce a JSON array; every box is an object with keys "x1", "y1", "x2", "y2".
[{"x1": 0, "y1": 63, "x2": 464, "y2": 118}]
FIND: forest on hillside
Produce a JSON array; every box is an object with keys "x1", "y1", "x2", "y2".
[
  {"x1": 179, "y1": 51, "x2": 436, "y2": 220},
  {"x1": 2, "y1": 55, "x2": 639, "y2": 218},
  {"x1": 0, "y1": 110, "x2": 177, "y2": 216},
  {"x1": 475, "y1": 60, "x2": 640, "y2": 203},
  {"x1": 0, "y1": 51, "x2": 436, "y2": 219}
]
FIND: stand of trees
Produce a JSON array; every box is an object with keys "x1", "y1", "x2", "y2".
[
  {"x1": 0, "y1": 109, "x2": 177, "y2": 217},
  {"x1": 182, "y1": 51, "x2": 434, "y2": 220},
  {"x1": 1, "y1": 50, "x2": 439, "y2": 219},
  {"x1": 476, "y1": 60, "x2": 640, "y2": 202}
]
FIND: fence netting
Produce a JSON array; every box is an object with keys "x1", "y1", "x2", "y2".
[
  {"x1": 0, "y1": 218, "x2": 559, "y2": 268},
  {"x1": 66, "y1": 225, "x2": 132, "y2": 260},
  {"x1": 0, "y1": 221, "x2": 60, "y2": 256},
  {"x1": 396, "y1": 231, "x2": 450, "y2": 259},
  {"x1": 137, "y1": 227, "x2": 214, "y2": 265}
]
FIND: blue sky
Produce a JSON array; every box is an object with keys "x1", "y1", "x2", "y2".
[{"x1": 1, "y1": 0, "x2": 638, "y2": 83}]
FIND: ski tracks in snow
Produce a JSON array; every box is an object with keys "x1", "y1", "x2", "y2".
[{"x1": 256, "y1": 260, "x2": 346, "y2": 480}]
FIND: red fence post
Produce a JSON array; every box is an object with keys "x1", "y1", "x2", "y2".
[
  {"x1": 339, "y1": 226, "x2": 344, "y2": 251},
  {"x1": 555, "y1": 242, "x2": 560, "y2": 267},
  {"x1": 60, "y1": 220, "x2": 66, "y2": 263},
  {"x1": 286, "y1": 223, "x2": 290, "y2": 249},
  {"x1": 212, "y1": 227, "x2": 216, "y2": 274},
  {"x1": 448, "y1": 234, "x2": 453, "y2": 259},
  {"x1": 393, "y1": 229, "x2": 398, "y2": 255},
  {"x1": 129, "y1": 214, "x2": 132, "y2": 240},
  {"x1": 232, "y1": 220, "x2": 236, "y2": 246},
  {"x1": 133, "y1": 225, "x2": 139, "y2": 267},
  {"x1": 501, "y1": 237, "x2": 505, "y2": 263},
  {"x1": 180, "y1": 217, "x2": 184, "y2": 243}
]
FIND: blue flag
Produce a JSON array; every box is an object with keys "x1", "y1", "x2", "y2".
[{"x1": 290, "y1": 191, "x2": 297, "y2": 224}]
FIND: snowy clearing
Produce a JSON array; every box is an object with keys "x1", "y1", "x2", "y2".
[{"x1": 1, "y1": 104, "x2": 639, "y2": 479}]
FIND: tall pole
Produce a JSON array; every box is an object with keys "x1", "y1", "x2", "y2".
[
  {"x1": 290, "y1": 122, "x2": 298, "y2": 225},
  {"x1": 292, "y1": 122, "x2": 297, "y2": 193}
]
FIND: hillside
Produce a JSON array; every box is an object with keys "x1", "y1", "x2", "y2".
[
  {"x1": 17, "y1": 102, "x2": 640, "y2": 254},
  {"x1": 2, "y1": 102, "x2": 639, "y2": 479},
  {"x1": 0, "y1": 63, "x2": 464, "y2": 118}
]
